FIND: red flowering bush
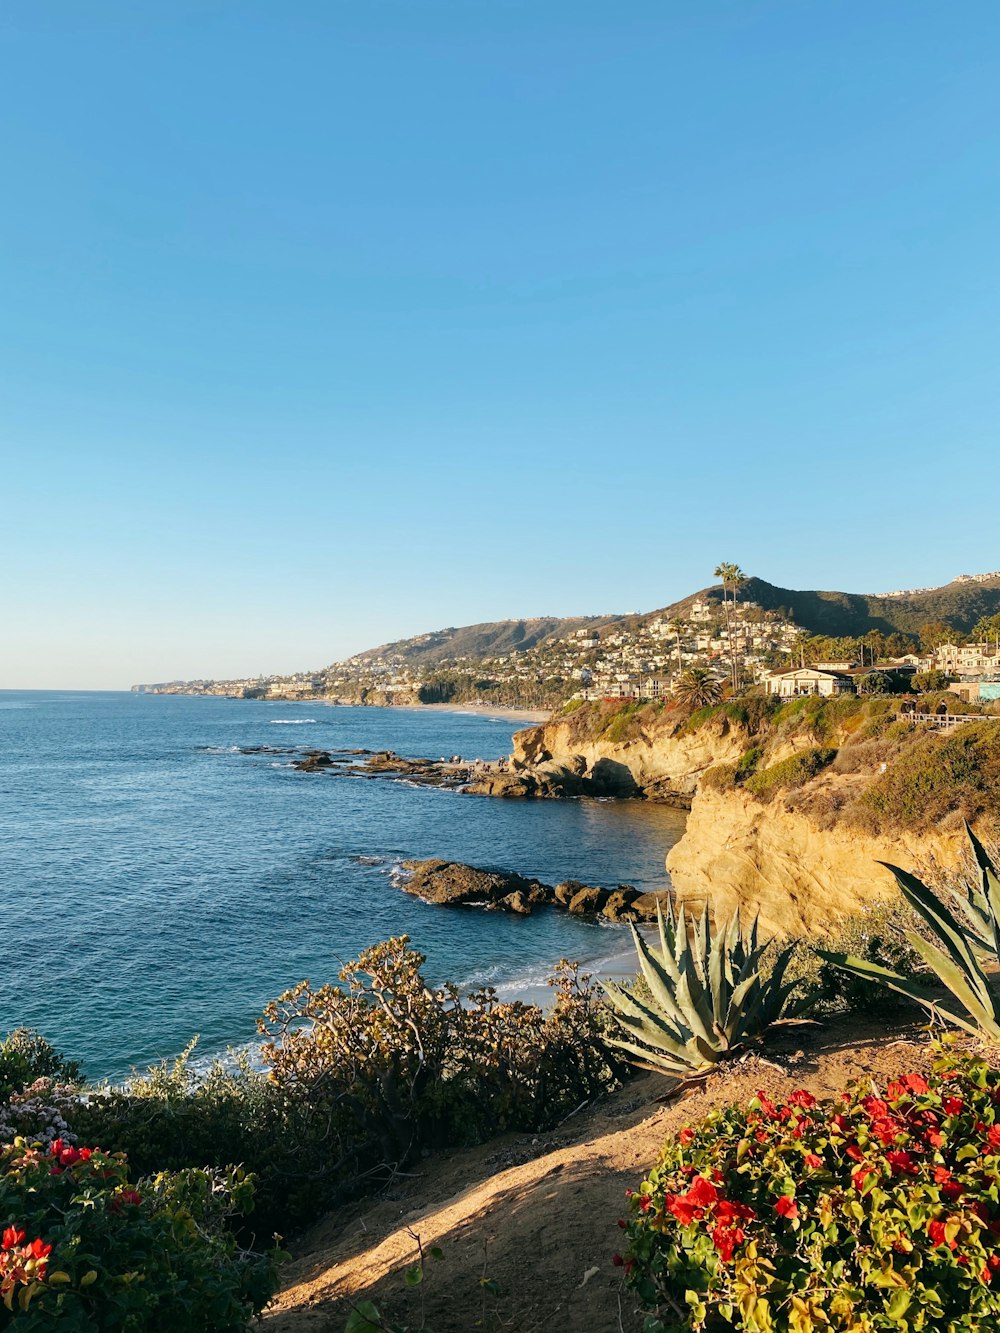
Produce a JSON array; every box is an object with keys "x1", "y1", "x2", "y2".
[
  {"x1": 0, "y1": 1135, "x2": 281, "y2": 1328},
  {"x1": 617, "y1": 1048, "x2": 1000, "y2": 1331}
]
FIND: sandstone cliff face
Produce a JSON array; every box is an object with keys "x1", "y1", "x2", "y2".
[
  {"x1": 503, "y1": 706, "x2": 972, "y2": 937},
  {"x1": 509, "y1": 712, "x2": 746, "y2": 799},
  {"x1": 665, "y1": 783, "x2": 966, "y2": 938}
]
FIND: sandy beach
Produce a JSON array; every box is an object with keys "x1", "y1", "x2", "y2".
[{"x1": 413, "y1": 702, "x2": 552, "y2": 725}]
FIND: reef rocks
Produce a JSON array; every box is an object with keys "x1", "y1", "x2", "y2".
[{"x1": 398, "y1": 858, "x2": 669, "y2": 922}]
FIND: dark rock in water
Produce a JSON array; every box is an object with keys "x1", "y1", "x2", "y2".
[
  {"x1": 553, "y1": 880, "x2": 587, "y2": 907},
  {"x1": 587, "y1": 757, "x2": 640, "y2": 797},
  {"x1": 293, "y1": 750, "x2": 335, "y2": 771},
  {"x1": 397, "y1": 859, "x2": 670, "y2": 923},
  {"x1": 567, "y1": 886, "x2": 611, "y2": 915},
  {"x1": 602, "y1": 889, "x2": 641, "y2": 922},
  {"x1": 500, "y1": 890, "x2": 534, "y2": 915},
  {"x1": 400, "y1": 859, "x2": 552, "y2": 910}
]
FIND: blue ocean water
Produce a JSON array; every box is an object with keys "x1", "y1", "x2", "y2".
[{"x1": 0, "y1": 692, "x2": 686, "y2": 1082}]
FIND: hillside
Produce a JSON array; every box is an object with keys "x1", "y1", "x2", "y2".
[
  {"x1": 353, "y1": 613, "x2": 627, "y2": 667},
  {"x1": 132, "y1": 570, "x2": 1000, "y2": 698}
]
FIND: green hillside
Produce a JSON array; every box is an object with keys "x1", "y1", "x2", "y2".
[
  {"x1": 354, "y1": 613, "x2": 628, "y2": 667},
  {"x1": 676, "y1": 576, "x2": 1000, "y2": 639}
]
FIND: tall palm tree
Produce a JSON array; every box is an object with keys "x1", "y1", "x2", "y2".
[
  {"x1": 713, "y1": 562, "x2": 747, "y2": 691},
  {"x1": 667, "y1": 616, "x2": 688, "y2": 675},
  {"x1": 673, "y1": 667, "x2": 723, "y2": 709}
]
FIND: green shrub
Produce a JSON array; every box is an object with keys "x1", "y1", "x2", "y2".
[
  {"x1": 700, "y1": 763, "x2": 739, "y2": 793},
  {"x1": 0, "y1": 1138, "x2": 280, "y2": 1327},
  {"x1": 743, "y1": 748, "x2": 837, "y2": 800},
  {"x1": 762, "y1": 902, "x2": 927, "y2": 1019},
  {"x1": 855, "y1": 723, "x2": 1000, "y2": 833},
  {"x1": 0, "y1": 1032, "x2": 79, "y2": 1105},
  {"x1": 618, "y1": 1049, "x2": 1000, "y2": 1331}
]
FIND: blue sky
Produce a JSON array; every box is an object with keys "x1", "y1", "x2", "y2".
[{"x1": 3, "y1": 3, "x2": 999, "y2": 687}]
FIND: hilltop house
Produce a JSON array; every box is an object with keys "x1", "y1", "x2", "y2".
[
  {"x1": 765, "y1": 667, "x2": 857, "y2": 698},
  {"x1": 932, "y1": 642, "x2": 1000, "y2": 677}
]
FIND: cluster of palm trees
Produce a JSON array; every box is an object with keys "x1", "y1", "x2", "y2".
[{"x1": 669, "y1": 562, "x2": 747, "y2": 708}]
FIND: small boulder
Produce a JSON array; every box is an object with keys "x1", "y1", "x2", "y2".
[{"x1": 568, "y1": 886, "x2": 611, "y2": 915}]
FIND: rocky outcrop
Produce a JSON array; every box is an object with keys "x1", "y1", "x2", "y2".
[
  {"x1": 666, "y1": 782, "x2": 967, "y2": 938},
  {"x1": 482, "y1": 711, "x2": 745, "y2": 803},
  {"x1": 398, "y1": 859, "x2": 668, "y2": 923}
]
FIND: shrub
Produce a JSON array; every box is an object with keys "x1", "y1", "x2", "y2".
[
  {"x1": 743, "y1": 748, "x2": 837, "y2": 800},
  {"x1": 618, "y1": 1049, "x2": 1000, "y2": 1331},
  {"x1": 854, "y1": 723, "x2": 1000, "y2": 833},
  {"x1": 0, "y1": 1137, "x2": 280, "y2": 1328},
  {"x1": 256, "y1": 940, "x2": 624, "y2": 1223},
  {"x1": 762, "y1": 900, "x2": 927, "y2": 1019},
  {"x1": 0, "y1": 1032, "x2": 79, "y2": 1104}
]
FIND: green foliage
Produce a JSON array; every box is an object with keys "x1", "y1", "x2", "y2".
[
  {"x1": 743, "y1": 748, "x2": 837, "y2": 800},
  {"x1": 856, "y1": 722, "x2": 1000, "y2": 833},
  {"x1": 254, "y1": 941, "x2": 623, "y2": 1224},
  {"x1": 602, "y1": 902, "x2": 802, "y2": 1078},
  {"x1": 673, "y1": 669, "x2": 723, "y2": 710},
  {"x1": 602, "y1": 701, "x2": 642, "y2": 742},
  {"x1": 618, "y1": 1049, "x2": 1000, "y2": 1331},
  {"x1": 761, "y1": 902, "x2": 927, "y2": 1019},
  {"x1": 0, "y1": 1033, "x2": 79, "y2": 1105},
  {"x1": 820, "y1": 824, "x2": 1000, "y2": 1041},
  {"x1": 912, "y1": 669, "x2": 952, "y2": 693},
  {"x1": 0, "y1": 1138, "x2": 281, "y2": 1328}
]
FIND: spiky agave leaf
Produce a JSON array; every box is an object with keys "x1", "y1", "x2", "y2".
[
  {"x1": 819, "y1": 827, "x2": 1000, "y2": 1043},
  {"x1": 603, "y1": 900, "x2": 800, "y2": 1078}
]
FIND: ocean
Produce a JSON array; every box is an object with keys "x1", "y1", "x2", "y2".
[{"x1": 0, "y1": 691, "x2": 686, "y2": 1082}]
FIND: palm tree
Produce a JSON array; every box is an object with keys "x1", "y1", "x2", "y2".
[
  {"x1": 667, "y1": 617, "x2": 688, "y2": 676},
  {"x1": 673, "y1": 667, "x2": 723, "y2": 709},
  {"x1": 713, "y1": 562, "x2": 747, "y2": 691}
]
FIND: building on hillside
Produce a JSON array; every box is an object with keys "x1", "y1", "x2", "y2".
[
  {"x1": 933, "y1": 643, "x2": 1000, "y2": 677},
  {"x1": 764, "y1": 667, "x2": 857, "y2": 698}
]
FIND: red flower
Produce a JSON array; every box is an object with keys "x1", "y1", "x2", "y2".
[
  {"x1": 28, "y1": 1239, "x2": 51, "y2": 1262},
  {"x1": 611, "y1": 1252, "x2": 623, "y2": 1267},
  {"x1": 804, "y1": 1153, "x2": 824, "y2": 1169},
  {"x1": 756, "y1": 1091, "x2": 779, "y2": 1119},
  {"x1": 1, "y1": 1228, "x2": 25, "y2": 1251},
  {"x1": 109, "y1": 1188, "x2": 143, "y2": 1213},
  {"x1": 928, "y1": 1220, "x2": 946, "y2": 1246},
  {"x1": 846, "y1": 1143, "x2": 864, "y2": 1162},
  {"x1": 852, "y1": 1168, "x2": 873, "y2": 1192},
  {"x1": 788, "y1": 1089, "x2": 816, "y2": 1109},
  {"x1": 943, "y1": 1097, "x2": 965, "y2": 1117},
  {"x1": 638, "y1": 1194, "x2": 652, "y2": 1214},
  {"x1": 775, "y1": 1195, "x2": 798, "y2": 1220},
  {"x1": 712, "y1": 1225, "x2": 745, "y2": 1261},
  {"x1": 678, "y1": 1127, "x2": 694, "y2": 1145},
  {"x1": 871, "y1": 1117, "x2": 904, "y2": 1146},
  {"x1": 941, "y1": 1181, "x2": 964, "y2": 1203},
  {"x1": 862, "y1": 1096, "x2": 890, "y2": 1119},
  {"x1": 715, "y1": 1199, "x2": 757, "y2": 1225},
  {"x1": 987, "y1": 1125, "x2": 1000, "y2": 1151},
  {"x1": 886, "y1": 1150, "x2": 919, "y2": 1176},
  {"x1": 927, "y1": 1130, "x2": 946, "y2": 1149},
  {"x1": 665, "y1": 1193, "x2": 699, "y2": 1226},
  {"x1": 687, "y1": 1176, "x2": 719, "y2": 1208}
]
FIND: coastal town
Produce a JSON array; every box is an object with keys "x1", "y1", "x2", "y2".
[{"x1": 134, "y1": 571, "x2": 1000, "y2": 710}]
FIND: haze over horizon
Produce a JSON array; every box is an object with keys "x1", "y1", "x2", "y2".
[{"x1": 4, "y1": 3, "x2": 999, "y2": 689}]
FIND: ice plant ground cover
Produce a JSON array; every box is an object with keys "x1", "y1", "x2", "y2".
[{"x1": 618, "y1": 1045, "x2": 1000, "y2": 1332}]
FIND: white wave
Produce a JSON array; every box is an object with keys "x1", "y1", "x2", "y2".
[{"x1": 269, "y1": 719, "x2": 317, "y2": 725}]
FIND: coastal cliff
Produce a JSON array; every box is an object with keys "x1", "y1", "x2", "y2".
[
  {"x1": 492, "y1": 697, "x2": 998, "y2": 936},
  {"x1": 665, "y1": 782, "x2": 964, "y2": 936}
]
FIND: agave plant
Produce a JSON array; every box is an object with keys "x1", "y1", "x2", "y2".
[
  {"x1": 818, "y1": 824, "x2": 1000, "y2": 1042},
  {"x1": 602, "y1": 898, "x2": 802, "y2": 1077}
]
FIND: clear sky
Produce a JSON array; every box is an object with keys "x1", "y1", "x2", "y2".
[{"x1": 3, "y1": 2, "x2": 999, "y2": 688}]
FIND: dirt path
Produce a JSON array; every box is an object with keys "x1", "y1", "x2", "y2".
[{"x1": 264, "y1": 1017, "x2": 931, "y2": 1333}]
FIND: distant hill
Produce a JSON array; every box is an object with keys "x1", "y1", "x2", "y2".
[
  {"x1": 352, "y1": 614, "x2": 629, "y2": 667},
  {"x1": 689, "y1": 575, "x2": 1000, "y2": 639}
]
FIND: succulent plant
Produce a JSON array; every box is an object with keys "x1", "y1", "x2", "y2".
[
  {"x1": 602, "y1": 898, "x2": 802, "y2": 1077},
  {"x1": 819, "y1": 824, "x2": 1000, "y2": 1042}
]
